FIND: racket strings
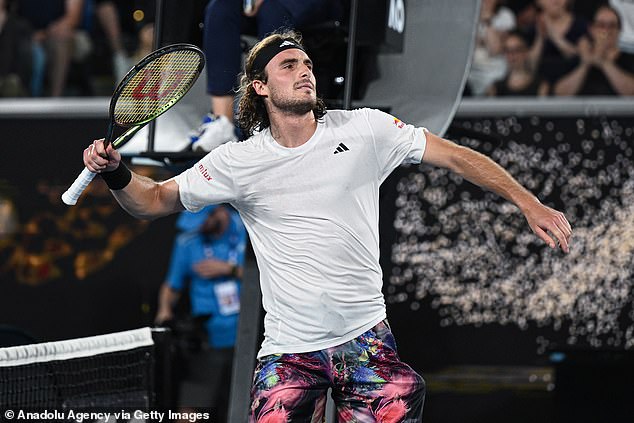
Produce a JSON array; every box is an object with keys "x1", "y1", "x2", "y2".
[{"x1": 114, "y1": 50, "x2": 203, "y2": 126}]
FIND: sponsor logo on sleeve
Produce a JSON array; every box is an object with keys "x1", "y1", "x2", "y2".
[
  {"x1": 393, "y1": 117, "x2": 405, "y2": 129},
  {"x1": 198, "y1": 163, "x2": 213, "y2": 181}
]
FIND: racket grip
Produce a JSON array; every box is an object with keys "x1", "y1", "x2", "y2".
[{"x1": 61, "y1": 167, "x2": 97, "y2": 205}]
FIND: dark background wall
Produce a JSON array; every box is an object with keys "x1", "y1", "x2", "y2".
[
  {"x1": 0, "y1": 117, "x2": 178, "y2": 343},
  {"x1": 379, "y1": 112, "x2": 634, "y2": 422},
  {"x1": 384, "y1": 114, "x2": 634, "y2": 367}
]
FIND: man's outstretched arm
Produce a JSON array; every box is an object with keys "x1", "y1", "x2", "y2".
[
  {"x1": 422, "y1": 131, "x2": 572, "y2": 253},
  {"x1": 84, "y1": 139, "x2": 185, "y2": 219}
]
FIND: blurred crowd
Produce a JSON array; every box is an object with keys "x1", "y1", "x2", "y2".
[
  {"x1": 468, "y1": 0, "x2": 634, "y2": 97},
  {"x1": 0, "y1": 0, "x2": 633, "y2": 98},
  {"x1": 0, "y1": 0, "x2": 167, "y2": 97}
]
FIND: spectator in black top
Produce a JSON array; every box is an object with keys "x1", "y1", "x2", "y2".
[
  {"x1": 529, "y1": 0, "x2": 588, "y2": 84},
  {"x1": 93, "y1": 0, "x2": 128, "y2": 81},
  {"x1": 508, "y1": 0, "x2": 539, "y2": 36},
  {"x1": 0, "y1": 0, "x2": 32, "y2": 96},
  {"x1": 489, "y1": 30, "x2": 550, "y2": 96},
  {"x1": 15, "y1": 0, "x2": 83, "y2": 96},
  {"x1": 554, "y1": 4, "x2": 634, "y2": 95}
]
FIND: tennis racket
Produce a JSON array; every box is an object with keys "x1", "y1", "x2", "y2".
[{"x1": 61, "y1": 43, "x2": 205, "y2": 206}]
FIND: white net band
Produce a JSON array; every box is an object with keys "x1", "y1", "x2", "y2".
[{"x1": 0, "y1": 327, "x2": 153, "y2": 367}]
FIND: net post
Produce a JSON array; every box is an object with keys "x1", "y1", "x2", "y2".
[
  {"x1": 151, "y1": 327, "x2": 174, "y2": 409},
  {"x1": 227, "y1": 261, "x2": 261, "y2": 423}
]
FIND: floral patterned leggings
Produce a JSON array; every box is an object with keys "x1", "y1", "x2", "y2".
[{"x1": 249, "y1": 320, "x2": 426, "y2": 422}]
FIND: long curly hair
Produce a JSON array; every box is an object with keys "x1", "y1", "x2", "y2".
[{"x1": 237, "y1": 30, "x2": 327, "y2": 137}]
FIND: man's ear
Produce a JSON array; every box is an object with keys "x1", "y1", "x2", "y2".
[{"x1": 253, "y1": 79, "x2": 267, "y2": 96}]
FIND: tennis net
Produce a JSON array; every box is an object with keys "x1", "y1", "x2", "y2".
[{"x1": 0, "y1": 327, "x2": 154, "y2": 416}]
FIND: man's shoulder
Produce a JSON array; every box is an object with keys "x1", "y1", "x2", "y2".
[
  {"x1": 326, "y1": 108, "x2": 375, "y2": 117},
  {"x1": 323, "y1": 108, "x2": 381, "y2": 126},
  {"x1": 202, "y1": 135, "x2": 269, "y2": 166},
  {"x1": 218, "y1": 132, "x2": 269, "y2": 155}
]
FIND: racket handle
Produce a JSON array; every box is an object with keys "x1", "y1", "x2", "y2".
[
  {"x1": 62, "y1": 125, "x2": 142, "y2": 206},
  {"x1": 61, "y1": 167, "x2": 97, "y2": 205}
]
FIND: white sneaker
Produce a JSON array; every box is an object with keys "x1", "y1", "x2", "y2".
[
  {"x1": 113, "y1": 51, "x2": 131, "y2": 82},
  {"x1": 190, "y1": 114, "x2": 238, "y2": 152}
]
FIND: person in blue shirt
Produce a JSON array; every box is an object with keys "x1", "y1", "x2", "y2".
[{"x1": 155, "y1": 204, "x2": 247, "y2": 419}]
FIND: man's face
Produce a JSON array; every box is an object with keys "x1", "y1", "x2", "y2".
[
  {"x1": 256, "y1": 48, "x2": 317, "y2": 115},
  {"x1": 504, "y1": 35, "x2": 529, "y2": 69},
  {"x1": 591, "y1": 8, "x2": 620, "y2": 46},
  {"x1": 200, "y1": 207, "x2": 230, "y2": 237}
]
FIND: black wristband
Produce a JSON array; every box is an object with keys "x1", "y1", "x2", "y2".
[{"x1": 101, "y1": 162, "x2": 132, "y2": 190}]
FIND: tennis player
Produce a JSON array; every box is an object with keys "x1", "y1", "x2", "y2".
[{"x1": 84, "y1": 30, "x2": 572, "y2": 422}]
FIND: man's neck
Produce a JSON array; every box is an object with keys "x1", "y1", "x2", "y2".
[
  {"x1": 546, "y1": 10, "x2": 568, "y2": 22},
  {"x1": 268, "y1": 110, "x2": 318, "y2": 148}
]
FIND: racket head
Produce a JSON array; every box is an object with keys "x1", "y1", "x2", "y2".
[{"x1": 107, "y1": 43, "x2": 205, "y2": 145}]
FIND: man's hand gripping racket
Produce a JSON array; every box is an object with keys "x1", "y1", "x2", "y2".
[{"x1": 61, "y1": 43, "x2": 204, "y2": 205}]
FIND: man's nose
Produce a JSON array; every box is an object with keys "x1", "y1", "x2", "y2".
[{"x1": 299, "y1": 64, "x2": 311, "y2": 77}]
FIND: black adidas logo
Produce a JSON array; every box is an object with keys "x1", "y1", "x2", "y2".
[{"x1": 333, "y1": 143, "x2": 349, "y2": 154}]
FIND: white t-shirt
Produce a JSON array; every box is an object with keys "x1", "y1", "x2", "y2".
[
  {"x1": 174, "y1": 108, "x2": 426, "y2": 357},
  {"x1": 469, "y1": 6, "x2": 517, "y2": 95},
  {"x1": 610, "y1": 0, "x2": 634, "y2": 53}
]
